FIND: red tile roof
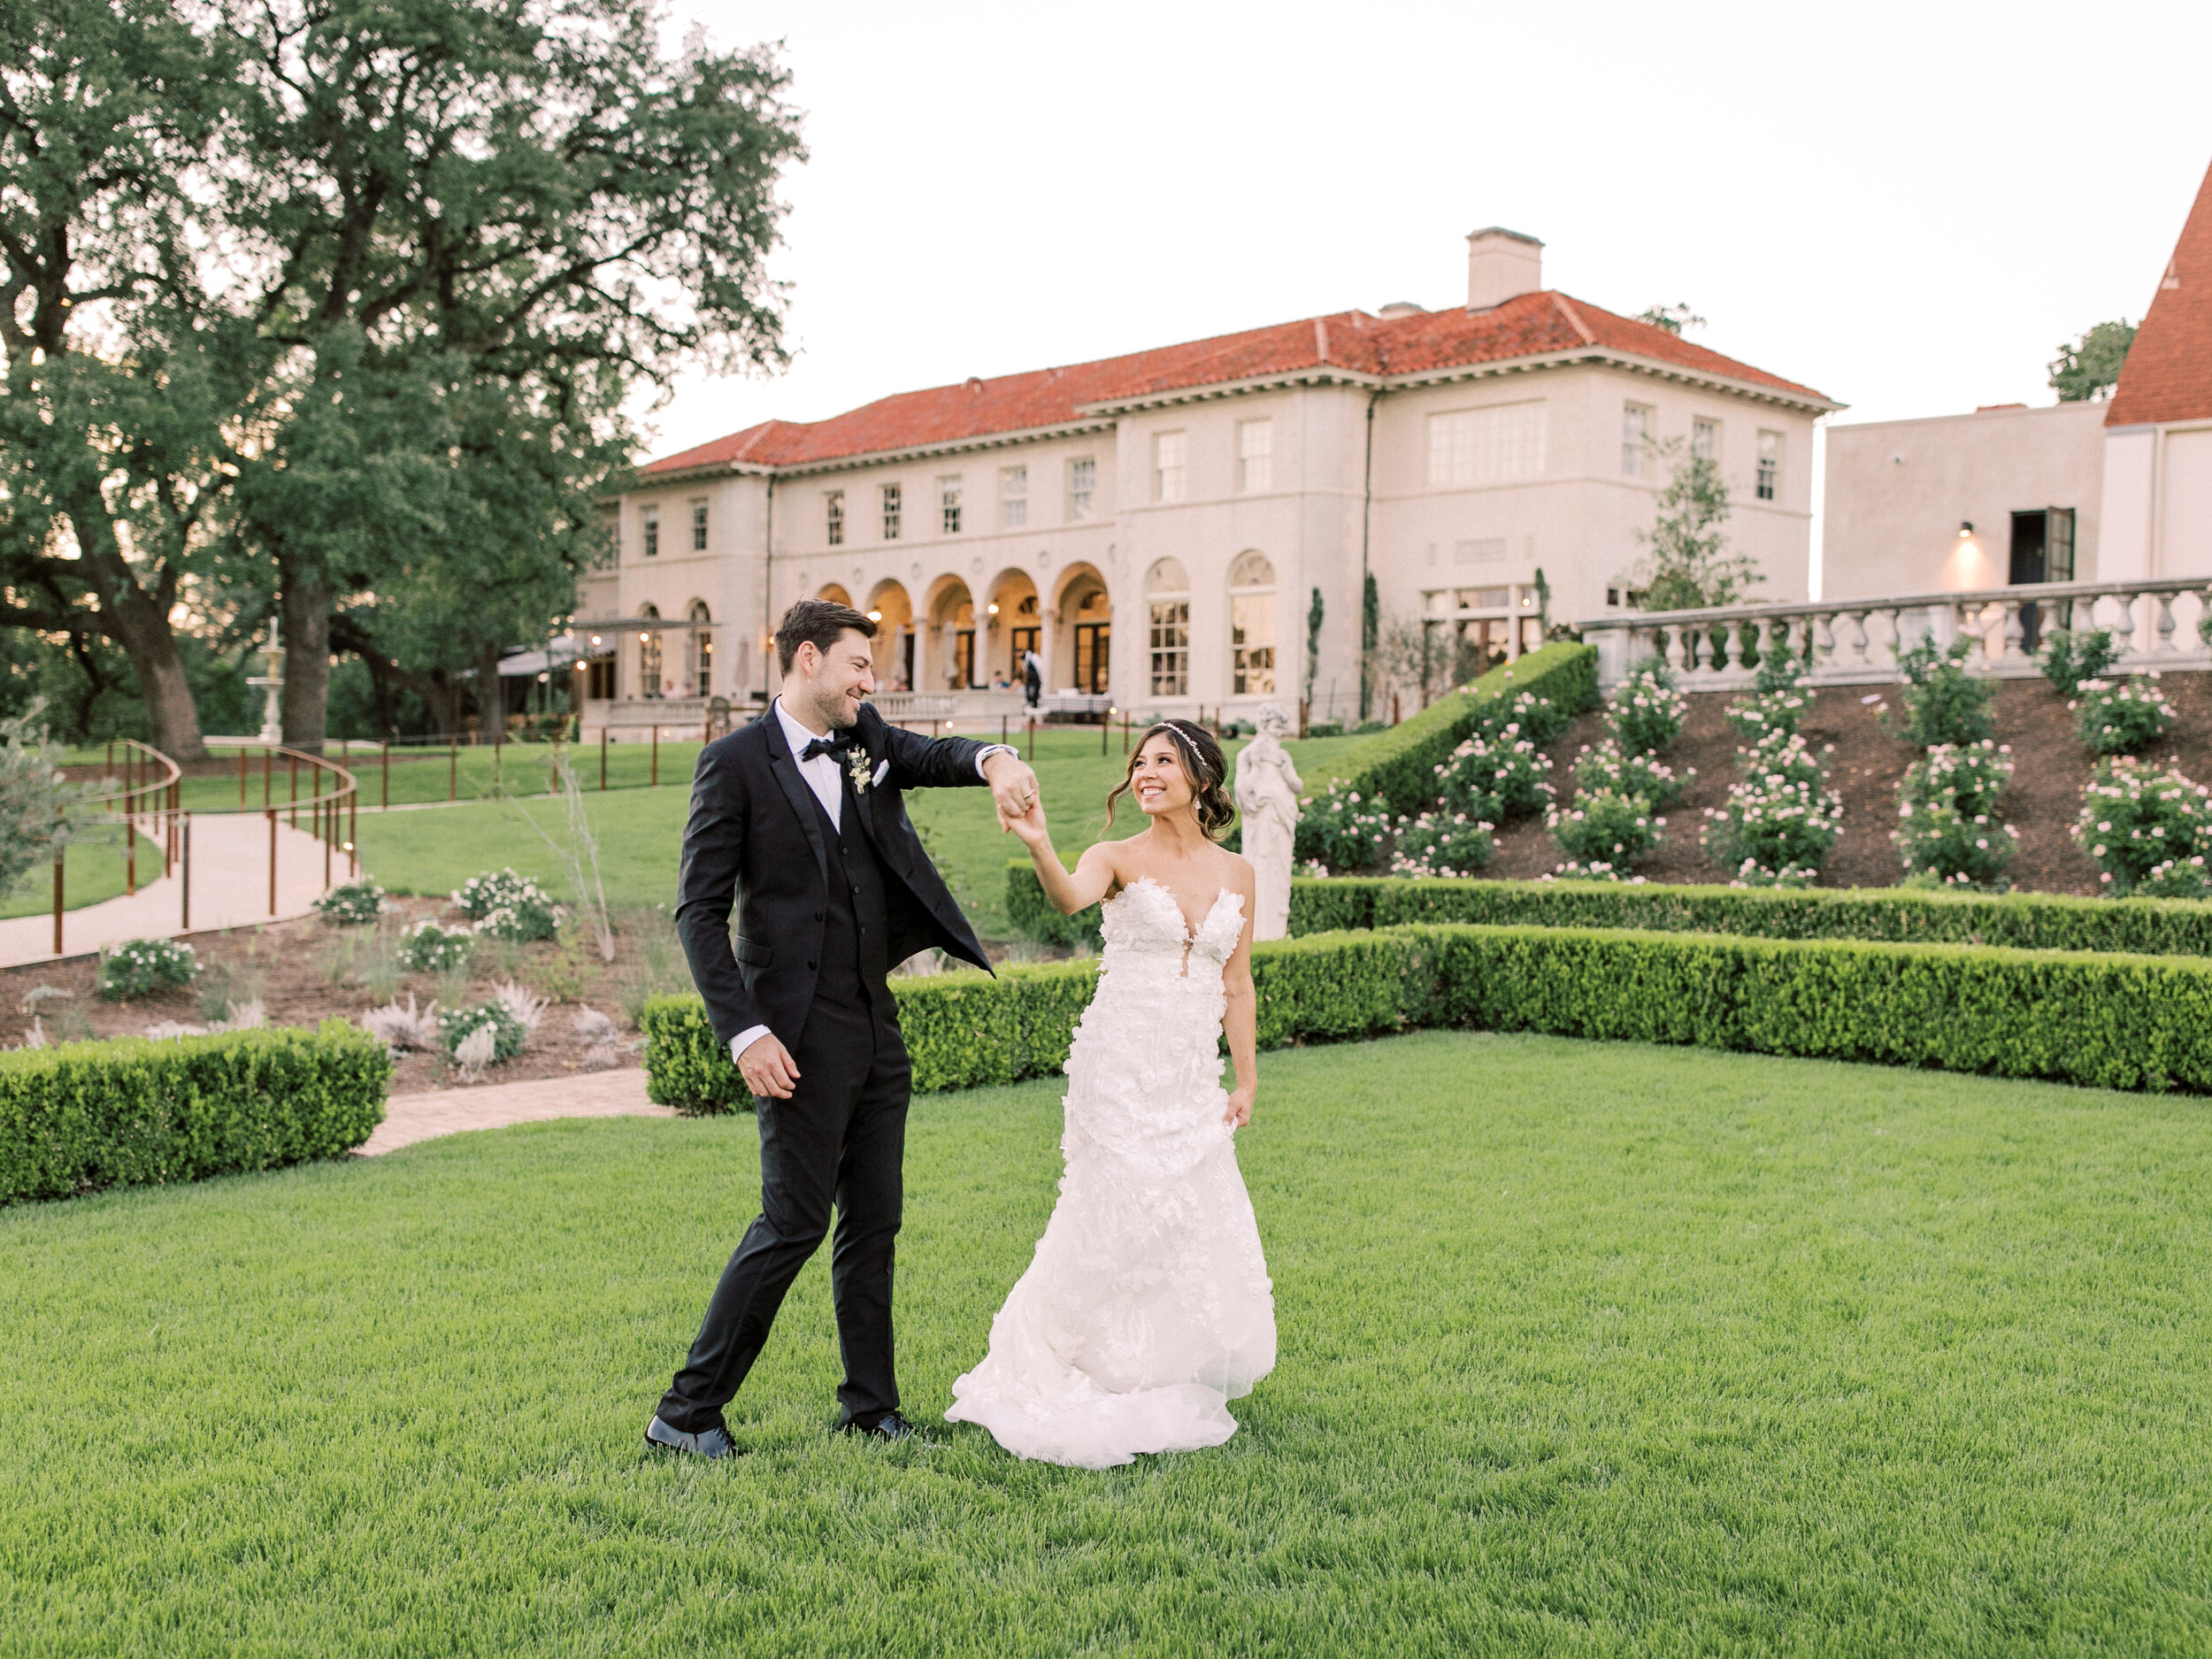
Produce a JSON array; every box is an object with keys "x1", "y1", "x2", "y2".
[
  {"x1": 642, "y1": 291, "x2": 1834, "y2": 476},
  {"x1": 2107, "y1": 157, "x2": 2212, "y2": 427}
]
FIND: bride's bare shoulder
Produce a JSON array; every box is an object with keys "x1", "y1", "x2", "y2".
[{"x1": 1213, "y1": 843, "x2": 1256, "y2": 894}]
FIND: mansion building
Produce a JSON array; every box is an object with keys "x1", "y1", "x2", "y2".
[{"x1": 577, "y1": 227, "x2": 1836, "y2": 735}]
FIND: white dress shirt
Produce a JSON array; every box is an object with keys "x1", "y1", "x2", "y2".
[{"x1": 729, "y1": 698, "x2": 1015, "y2": 1064}]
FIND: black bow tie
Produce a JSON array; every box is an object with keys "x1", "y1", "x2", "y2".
[{"x1": 799, "y1": 733, "x2": 856, "y2": 763}]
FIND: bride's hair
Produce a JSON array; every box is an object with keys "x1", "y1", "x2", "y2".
[{"x1": 1105, "y1": 719, "x2": 1236, "y2": 840}]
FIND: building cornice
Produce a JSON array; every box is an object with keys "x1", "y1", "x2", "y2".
[{"x1": 1076, "y1": 365, "x2": 1387, "y2": 417}]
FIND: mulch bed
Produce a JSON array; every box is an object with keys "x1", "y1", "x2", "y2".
[{"x1": 1485, "y1": 670, "x2": 2212, "y2": 895}]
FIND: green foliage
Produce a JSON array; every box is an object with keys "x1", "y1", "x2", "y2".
[
  {"x1": 1571, "y1": 739, "x2": 1688, "y2": 809},
  {"x1": 1633, "y1": 302, "x2": 1705, "y2": 335},
  {"x1": 311, "y1": 879, "x2": 387, "y2": 926},
  {"x1": 1604, "y1": 666, "x2": 1686, "y2": 754},
  {"x1": 1632, "y1": 437, "x2": 1759, "y2": 610},
  {"x1": 1751, "y1": 641, "x2": 1810, "y2": 695},
  {"x1": 1288, "y1": 875, "x2": 2212, "y2": 957},
  {"x1": 1386, "y1": 809, "x2": 1494, "y2": 879},
  {"x1": 1724, "y1": 684, "x2": 1813, "y2": 741},
  {"x1": 436, "y1": 1002, "x2": 527, "y2": 1065},
  {"x1": 646, "y1": 922, "x2": 2212, "y2": 1101},
  {"x1": 1435, "y1": 730, "x2": 1555, "y2": 822},
  {"x1": 453, "y1": 867, "x2": 565, "y2": 941},
  {"x1": 1290, "y1": 781, "x2": 1398, "y2": 873},
  {"x1": 2073, "y1": 759, "x2": 2212, "y2": 895},
  {"x1": 1004, "y1": 854, "x2": 1102, "y2": 949},
  {"x1": 2070, "y1": 676, "x2": 2174, "y2": 757},
  {"x1": 1893, "y1": 741, "x2": 2018, "y2": 888},
  {"x1": 2048, "y1": 319, "x2": 2136, "y2": 403},
  {"x1": 0, "y1": 1019, "x2": 388, "y2": 1204},
  {"x1": 398, "y1": 919, "x2": 474, "y2": 973},
  {"x1": 96, "y1": 939, "x2": 200, "y2": 1002},
  {"x1": 1701, "y1": 726, "x2": 1842, "y2": 887},
  {"x1": 1303, "y1": 587, "x2": 1324, "y2": 702},
  {"x1": 1547, "y1": 791, "x2": 1663, "y2": 873},
  {"x1": 0, "y1": 701, "x2": 100, "y2": 901},
  {"x1": 1890, "y1": 634, "x2": 1997, "y2": 748},
  {"x1": 2039, "y1": 626, "x2": 2119, "y2": 697}
]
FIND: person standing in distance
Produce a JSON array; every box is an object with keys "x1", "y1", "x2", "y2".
[{"x1": 646, "y1": 598, "x2": 1042, "y2": 1456}]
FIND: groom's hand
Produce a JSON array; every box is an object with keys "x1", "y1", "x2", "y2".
[
  {"x1": 982, "y1": 750, "x2": 1040, "y2": 825},
  {"x1": 737, "y1": 1033, "x2": 801, "y2": 1100}
]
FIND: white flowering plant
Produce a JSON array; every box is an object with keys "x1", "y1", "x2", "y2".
[
  {"x1": 1703, "y1": 774, "x2": 1844, "y2": 887},
  {"x1": 312, "y1": 879, "x2": 388, "y2": 926},
  {"x1": 96, "y1": 938, "x2": 199, "y2": 1001},
  {"x1": 437, "y1": 999, "x2": 528, "y2": 1066},
  {"x1": 400, "y1": 918, "x2": 476, "y2": 973},
  {"x1": 1389, "y1": 810, "x2": 1495, "y2": 879},
  {"x1": 2068, "y1": 676, "x2": 2174, "y2": 757},
  {"x1": 1724, "y1": 687, "x2": 1813, "y2": 742},
  {"x1": 1548, "y1": 789, "x2": 1663, "y2": 869},
  {"x1": 1891, "y1": 741, "x2": 2017, "y2": 887},
  {"x1": 1573, "y1": 739, "x2": 1689, "y2": 809},
  {"x1": 1476, "y1": 689, "x2": 1572, "y2": 748},
  {"x1": 1903, "y1": 740, "x2": 2014, "y2": 819},
  {"x1": 1294, "y1": 782, "x2": 1397, "y2": 872},
  {"x1": 2070, "y1": 758, "x2": 2212, "y2": 895},
  {"x1": 1604, "y1": 668, "x2": 1687, "y2": 756},
  {"x1": 453, "y1": 867, "x2": 565, "y2": 941}
]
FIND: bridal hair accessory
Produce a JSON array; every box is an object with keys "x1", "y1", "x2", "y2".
[{"x1": 1105, "y1": 719, "x2": 1237, "y2": 840}]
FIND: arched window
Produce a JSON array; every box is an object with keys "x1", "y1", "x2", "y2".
[
  {"x1": 1146, "y1": 557, "x2": 1190, "y2": 698},
  {"x1": 686, "y1": 600, "x2": 712, "y2": 697},
  {"x1": 1228, "y1": 551, "x2": 1276, "y2": 696},
  {"x1": 637, "y1": 604, "x2": 663, "y2": 700}
]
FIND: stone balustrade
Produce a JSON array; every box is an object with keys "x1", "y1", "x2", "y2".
[{"x1": 1576, "y1": 579, "x2": 2212, "y2": 692}]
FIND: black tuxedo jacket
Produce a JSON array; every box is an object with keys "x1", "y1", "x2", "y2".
[{"x1": 674, "y1": 700, "x2": 995, "y2": 1050}]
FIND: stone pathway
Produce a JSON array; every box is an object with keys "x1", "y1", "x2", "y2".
[
  {"x1": 360, "y1": 1065, "x2": 677, "y2": 1156},
  {"x1": 0, "y1": 813, "x2": 337, "y2": 969}
]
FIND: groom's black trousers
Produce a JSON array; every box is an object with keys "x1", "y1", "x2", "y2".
[{"x1": 656, "y1": 992, "x2": 911, "y2": 1432}]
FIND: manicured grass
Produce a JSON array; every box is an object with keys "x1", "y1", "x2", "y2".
[
  {"x1": 349, "y1": 726, "x2": 1369, "y2": 936},
  {"x1": 0, "y1": 834, "x2": 135, "y2": 920},
  {"x1": 3, "y1": 1032, "x2": 2207, "y2": 1654}
]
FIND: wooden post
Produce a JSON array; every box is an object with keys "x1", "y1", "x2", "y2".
[
  {"x1": 167, "y1": 780, "x2": 178, "y2": 876},
  {"x1": 449, "y1": 733, "x2": 457, "y2": 803},
  {"x1": 288, "y1": 752, "x2": 298, "y2": 827},
  {"x1": 105, "y1": 739, "x2": 113, "y2": 776},
  {"x1": 51, "y1": 850, "x2": 62, "y2": 956},
  {"x1": 1025, "y1": 717, "x2": 1034, "y2": 762},
  {"x1": 1124, "y1": 713, "x2": 1132, "y2": 756},
  {"x1": 127, "y1": 809, "x2": 135, "y2": 895},
  {"x1": 494, "y1": 726, "x2": 502, "y2": 792},
  {"x1": 1299, "y1": 698, "x2": 1309, "y2": 740},
  {"x1": 267, "y1": 809, "x2": 278, "y2": 915},
  {"x1": 264, "y1": 746, "x2": 273, "y2": 806},
  {"x1": 238, "y1": 747, "x2": 246, "y2": 807},
  {"x1": 1000, "y1": 715, "x2": 1008, "y2": 745},
  {"x1": 600, "y1": 727, "x2": 609, "y2": 790},
  {"x1": 650, "y1": 726, "x2": 658, "y2": 787},
  {"x1": 349, "y1": 792, "x2": 357, "y2": 877},
  {"x1": 180, "y1": 815, "x2": 190, "y2": 932},
  {"x1": 381, "y1": 741, "x2": 389, "y2": 810},
  {"x1": 1391, "y1": 691, "x2": 1402, "y2": 726},
  {"x1": 323, "y1": 795, "x2": 332, "y2": 889},
  {"x1": 1101, "y1": 712, "x2": 1109, "y2": 757}
]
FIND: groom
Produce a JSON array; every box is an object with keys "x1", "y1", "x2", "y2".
[{"x1": 646, "y1": 598, "x2": 1041, "y2": 1456}]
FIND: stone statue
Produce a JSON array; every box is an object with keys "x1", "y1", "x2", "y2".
[{"x1": 1233, "y1": 703, "x2": 1303, "y2": 941}]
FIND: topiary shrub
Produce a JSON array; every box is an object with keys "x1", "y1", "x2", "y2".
[
  {"x1": 2073, "y1": 759, "x2": 2212, "y2": 895},
  {"x1": 2039, "y1": 626, "x2": 2120, "y2": 698},
  {"x1": 1890, "y1": 634, "x2": 1996, "y2": 748},
  {"x1": 2069, "y1": 676, "x2": 2175, "y2": 757},
  {"x1": 97, "y1": 939, "x2": 199, "y2": 1001},
  {"x1": 1571, "y1": 738, "x2": 1689, "y2": 810},
  {"x1": 1548, "y1": 790, "x2": 1663, "y2": 877}
]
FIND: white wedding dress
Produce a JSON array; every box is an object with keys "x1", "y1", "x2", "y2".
[{"x1": 945, "y1": 878, "x2": 1277, "y2": 1468}]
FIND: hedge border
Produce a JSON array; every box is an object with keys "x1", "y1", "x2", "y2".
[
  {"x1": 0, "y1": 1020, "x2": 392, "y2": 1207},
  {"x1": 643, "y1": 922, "x2": 2212, "y2": 1105},
  {"x1": 1283, "y1": 877, "x2": 2212, "y2": 957}
]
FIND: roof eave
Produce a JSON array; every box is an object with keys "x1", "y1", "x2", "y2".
[
  {"x1": 1387, "y1": 346, "x2": 1841, "y2": 412},
  {"x1": 1077, "y1": 365, "x2": 1386, "y2": 418}
]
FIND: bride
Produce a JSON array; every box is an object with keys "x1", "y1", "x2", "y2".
[{"x1": 944, "y1": 718, "x2": 1277, "y2": 1468}]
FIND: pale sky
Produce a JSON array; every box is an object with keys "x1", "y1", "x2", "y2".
[{"x1": 644, "y1": 0, "x2": 2212, "y2": 580}]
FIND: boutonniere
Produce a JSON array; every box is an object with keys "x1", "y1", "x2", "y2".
[{"x1": 847, "y1": 748, "x2": 872, "y2": 795}]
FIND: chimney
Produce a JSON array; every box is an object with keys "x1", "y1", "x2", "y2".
[{"x1": 1465, "y1": 227, "x2": 1543, "y2": 311}]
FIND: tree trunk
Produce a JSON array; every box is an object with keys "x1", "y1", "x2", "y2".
[
  {"x1": 280, "y1": 573, "x2": 331, "y2": 754},
  {"x1": 475, "y1": 641, "x2": 504, "y2": 743},
  {"x1": 96, "y1": 565, "x2": 209, "y2": 763}
]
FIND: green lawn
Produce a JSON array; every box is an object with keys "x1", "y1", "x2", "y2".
[
  {"x1": 349, "y1": 726, "x2": 1370, "y2": 934},
  {"x1": 0, "y1": 834, "x2": 141, "y2": 920},
  {"x1": 3, "y1": 1031, "x2": 2206, "y2": 1654}
]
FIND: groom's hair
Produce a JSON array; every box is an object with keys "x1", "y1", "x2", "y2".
[{"x1": 776, "y1": 599, "x2": 877, "y2": 675}]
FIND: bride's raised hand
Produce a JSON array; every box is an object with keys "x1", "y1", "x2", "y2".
[{"x1": 1001, "y1": 794, "x2": 1051, "y2": 847}]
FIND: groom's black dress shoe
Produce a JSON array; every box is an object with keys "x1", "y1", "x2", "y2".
[
  {"x1": 644, "y1": 1416, "x2": 743, "y2": 1459},
  {"x1": 837, "y1": 1410, "x2": 929, "y2": 1445}
]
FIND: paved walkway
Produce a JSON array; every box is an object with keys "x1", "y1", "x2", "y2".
[
  {"x1": 360, "y1": 1065, "x2": 676, "y2": 1156},
  {"x1": 0, "y1": 813, "x2": 338, "y2": 968}
]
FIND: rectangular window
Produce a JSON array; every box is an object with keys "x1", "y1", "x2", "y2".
[
  {"x1": 1692, "y1": 418, "x2": 1719, "y2": 462},
  {"x1": 1236, "y1": 419, "x2": 1272, "y2": 493},
  {"x1": 1154, "y1": 431, "x2": 1187, "y2": 503},
  {"x1": 1001, "y1": 465, "x2": 1027, "y2": 529},
  {"x1": 938, "y1": 475, "x2": 962, "y2": 534},
  {"x1": 641, "y1": 504, "x2": 659, "y2": 558},
  {"x1": 1425, "y1": 402, "x2": 1548, "y2": 488},
  {"x1": 690, "y1": 499, "x2": 709, "y2": 550},
  {"x1": 825, "y1": 489, "x2": 844, "y2": 547},
  {"x1": 1232, "y1": 590, "x2": 1275, "y2": 695},
  {"x1": 1453, "y1": 586, "x2": 1513, "y2": 611},
  {"x1": 1622, "y1": 404, "x2": 1653, "y2": 478},
  {"x1": 1755, "y1": 430, "x2": 1781, "y2": 501},
  {"x1": 1148, "y1": 599, "x2": 1189, "y2": 695},
  {"x1": 881, "y1": 483, "x2": 902, "y2": 541},
  {"x1": 586, "y1": 655, "x2": 618, "y2": 699},
  {"x1": 1067, "y1": 457, "x2": 1096, "y2": 521}
]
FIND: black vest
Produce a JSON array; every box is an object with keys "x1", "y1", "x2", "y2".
[{"x1": 810, "y1": 770, "x2": 895, "y2": 1011}]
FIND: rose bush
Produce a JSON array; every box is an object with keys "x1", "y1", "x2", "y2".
[
  {"x1": 2071, "y1": 759, "x2": 2212, "y2": 895},
  {"x1": 2069, "y1": 676, "x2": 2174, "y2": 757}
]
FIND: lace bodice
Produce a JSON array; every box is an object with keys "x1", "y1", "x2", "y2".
[{"x1": 1098, "y1": 877, "x2": 1245, "y2": 982}]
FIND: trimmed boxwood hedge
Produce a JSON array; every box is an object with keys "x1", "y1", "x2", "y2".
[
  {"x1": 1283, "y1": 877, "x2": 2212, "y2": 957},
  {"x1": 643, "y1": 922, "x2": 2212, "y2": 1104},
  {"x1": 0, "y1": 1020, "x2": 391, "y2": 1206}
]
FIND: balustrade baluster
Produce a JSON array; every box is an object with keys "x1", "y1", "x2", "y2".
[
  {"x1": 2001, "y1": 601, "x2": 2025, "y2": 662},
  {"x1": 2112, "y1": 592, "x2": 2139, "y2": 662},
  {"x1": 1664, "y1": 626, "x2": 1686, "y2": 674},
  {"x1": 2154, "y1": 592, "x2": 2178, "y2": 656},
  {"x1": 1814, "y1": 611, "x2": 1837, "y2": 668},
  {"x1": 1847, "y1": 611, "x2": 1870, "y2": 666}
]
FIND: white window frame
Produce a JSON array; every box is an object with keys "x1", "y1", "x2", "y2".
[
  {"x1": 1691, "y1": 418, "x2": 1719, "y2": 463},
  {"x1": 690, "y1": 498, "x2": 709, "y2": 551},
  {"x1": 1425, "y1": 402, "x2": 1548, "y2": 488},
  {"x1": 1154, "y1": 431, "x2": 1187, "y2": 503},
  {"x1": 1236, "y1": 419, "x2": 1272, "y2": 494},
  {"x1": 641, "y1": 503, "x2": 659, "y2": 558},
  {"x1": 1228, "y1": 551, "x2": 1276, "y2": 695},
  {"x1": 1146, "y1": 558, "x2": 1190, "y2": 696},
  {"x1": 881, "y1": 482, "x2": 902, "y2": 541},
  {"x1": 1067, "y1": 457, "x2": 1095, "y2": 522},
  {"x1": 1001, "y1": 465, "x2": 1028, "y2": 529},
  {"x1": 1622, "y1": 404, "x2": 1653, "y2": 479},
  {"x1": 938, "y1": 474, "x2": 963, "y2": 535},
  {"x1": 1756, "y1": 430, "x2": 1782, "y2": 502},
  {"x1": 824, "y1": 489, "x2": 844, "y2": 547}
]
